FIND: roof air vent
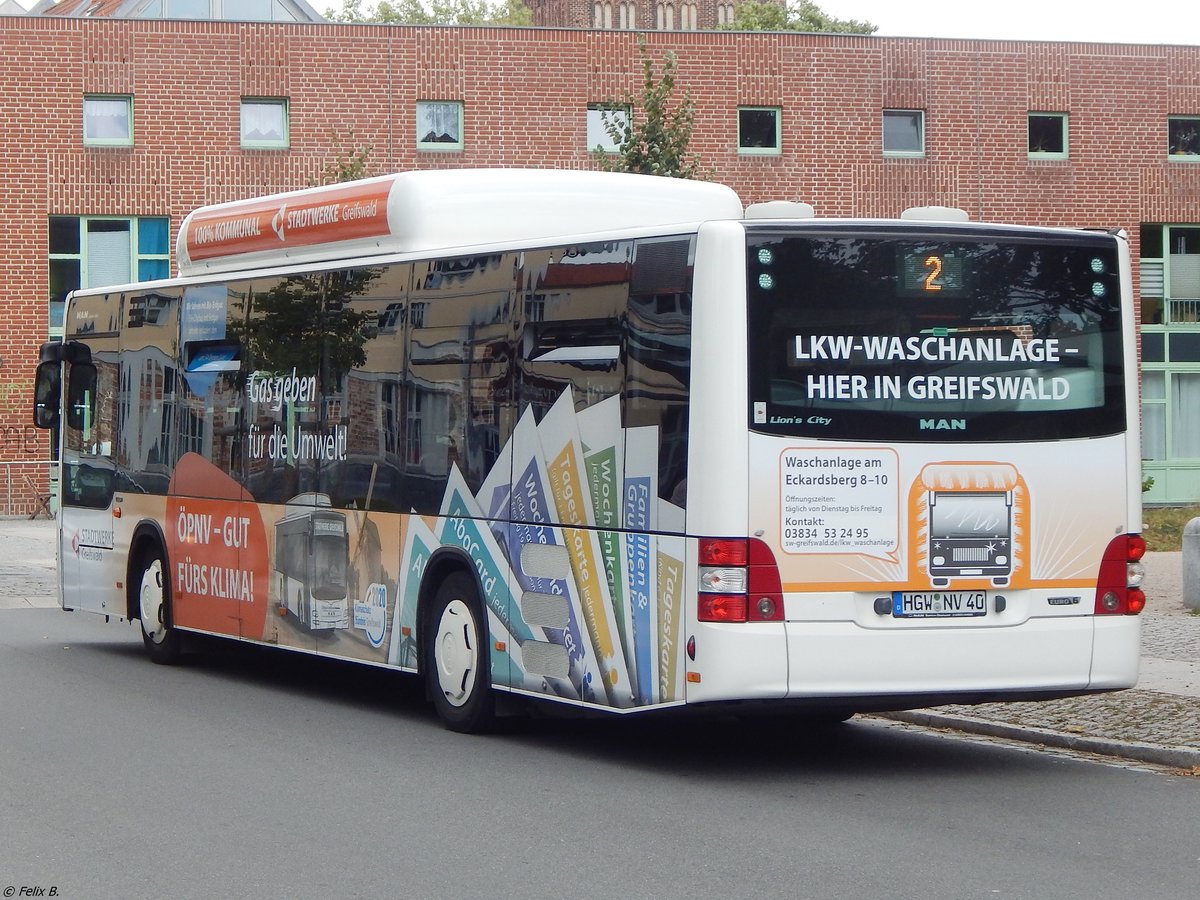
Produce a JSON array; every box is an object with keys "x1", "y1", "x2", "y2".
[
  {"x1": 900, "y1": 206, "x2": 970, "y2": 222},
  {"x1": 745, "y1": 201, "x2": 815, "y2": 219}
]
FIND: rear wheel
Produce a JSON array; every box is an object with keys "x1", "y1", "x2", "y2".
[
  {"x1": 138, "y1": 550, "x2": 182, "y2": 665},
  {"x1": 424, "y1": 572, "x2": 494, "y2": 733}
]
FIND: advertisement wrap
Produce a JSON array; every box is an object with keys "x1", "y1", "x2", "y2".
[{"x1": 162, "y1": 382, "x2": 690, "y2": 712}]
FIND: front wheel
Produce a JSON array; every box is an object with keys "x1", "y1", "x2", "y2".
[
  {"x1": 424, "y1": 572, "x2": 494, "y2": 733},
  {"x1": 138, "y1": 551, "x2": 183, "y2": 665}
]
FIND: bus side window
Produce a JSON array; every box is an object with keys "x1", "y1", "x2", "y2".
[
  {"x1": 405, "y1": 253, "x2": 519, "y2": 512},
  {"x1": 518, "y1": 243, "x2": 630, "y2": 421},
  {"x1": 626, "y1": 237, "x2": 694, "y2": 507}
]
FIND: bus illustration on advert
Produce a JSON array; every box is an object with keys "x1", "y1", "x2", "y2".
[{"x1": 274, "y1": 494, "x2": 350, "y2": 631}]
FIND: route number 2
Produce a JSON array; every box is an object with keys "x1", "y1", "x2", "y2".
[{"x1": 924, "y1": 255, "x2": 944, "y2": 292}]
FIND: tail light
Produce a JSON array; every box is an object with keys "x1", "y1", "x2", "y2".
[
  {"x1": 698, "y1": 538, "x2": 784, "y2": 622},
  {"x1": 1094, "y1": 533, "x2": 1146, "y2": 615}
]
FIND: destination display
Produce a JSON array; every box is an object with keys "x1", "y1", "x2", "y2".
[{"x1": 745, "y1": 231, "x2": 1125, "y2": 443}]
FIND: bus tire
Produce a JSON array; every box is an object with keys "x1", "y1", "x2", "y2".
[
  {"x1": 424, "y1": 571, "x2": 494, "y2": 734},
  {"x1": 137, "y1": 547, "x2": 183, "y2": 665}
]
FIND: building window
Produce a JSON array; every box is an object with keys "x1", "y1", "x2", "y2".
[
  {"x1": 83, "y1": 95, "x2": 133, "y2": 147},
  {"x1": 593, "y1": 1, "x2": 613, "y2": 27},
  {"x1": 1141, "y1": 370, "x2": 1166, "y2": 461},
  {"x1": 619, "y1": 2, "x2": 636, "y2": 27},
  {"x1": 240, "y1": 98, "x2": 289, "y2": 149},
  {"x1": 587, "y1": 105, "x2": 629, "y2": 152},
  {"x1": 883, "y1": 109, "x2": 924, "y2": 156},
  {"x1": 48, "y1": 216, "x2": 170, "y2": 336},
  {"x1": 1142, "y1": 224, "x2": 1200, "y2": 326},
  {"x1": 1138, "y1": 222, "x2": 1200, "y2": 501},
  {"x1": 1168, "y1": 117, "x2": 1200, "y2": 159},
  {"x1": 1028, "y1": 112, "x2": 1068, "y2": 159},
  {"x1": 738, "y1": 107, "x2": 781, "y2": 155},
  {"x1": 717, "y1": 2, "x2": 734, "y2": 24},
  {"x1": 680, "y1": 2, "x2": 697, "y2": 28},
  {"x1": 416, "y1": 101, "x2": 464, "y2": 151},
  {"x1": 144, "y1": 0, "x2": 298, "y2": 20},
  {"x1": 166, "y1": 0, "x2": 211, "y2": 16}
]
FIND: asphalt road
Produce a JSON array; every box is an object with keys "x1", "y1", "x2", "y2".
[{"x1": 2, "y1": 608, "x2": 1199, "y2": 900}]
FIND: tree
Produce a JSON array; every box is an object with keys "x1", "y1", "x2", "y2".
[
  {"x1": 311, "y1": 128, "x2": 375, "y2": 186},
  {"x1": 235, "y1": 133, "x2": 379, "y2": 388},
  {"x1": 718, "y1": 0, "x2": 877, "y2": 33},
  {"x1": 594, "y1": 36, "x2": 706, "y2": 180},
  {"x1": 328, "y1": 0, "x2": 532, "y2": 25}
]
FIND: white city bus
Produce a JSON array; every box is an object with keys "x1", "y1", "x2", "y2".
[
  {"x1": 33, "y1": 169, "x2": 1145, "y2": 732},
  {"x1": 274, "y1": 494, "x2": 350, "y2": 631}
]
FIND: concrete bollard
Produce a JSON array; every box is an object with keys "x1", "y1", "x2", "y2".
[{"x1": 1183, "y1": 518, "x2": 1200, "y2": 610}]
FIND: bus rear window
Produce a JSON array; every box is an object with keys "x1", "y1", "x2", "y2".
[{"x1": 746, "y1": 227, "x2": 1126, "y2": 442}]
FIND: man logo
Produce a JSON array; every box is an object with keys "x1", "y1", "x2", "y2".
[{"x1": 920, "y1": 418, "x2": 967, "y2": 431}]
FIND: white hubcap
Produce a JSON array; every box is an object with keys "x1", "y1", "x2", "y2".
[
  {"x1": 434, "y1": 599, "x2": 477, "y2": 707},
  {"x1": 140, "y1": 559, "x2": 167, "y2": 644}
]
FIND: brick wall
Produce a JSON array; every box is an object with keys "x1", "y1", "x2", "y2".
[{"x1": 3, "y1": 17, "x2": 1199, "y2": 510}]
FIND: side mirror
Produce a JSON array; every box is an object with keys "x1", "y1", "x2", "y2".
[
  {"x1": 65, "y1": 362, "x2": 97, "y2": 431},
  {"x1": 33, "y1": 361, "x2": 60, "y2": 429}
]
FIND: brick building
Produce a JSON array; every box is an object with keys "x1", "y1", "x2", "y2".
[
  {"x1": 2, "y1": 15, "x2": 1199, "y2": 510},
  {"x1": 527, "y1": 0, "x2": 751, "y2": 29}
]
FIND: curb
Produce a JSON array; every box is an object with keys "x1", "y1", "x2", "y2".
[{"x1": 879, "y1": 710, "x2": 1200, "y2": 770}]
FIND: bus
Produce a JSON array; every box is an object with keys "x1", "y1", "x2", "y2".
[
  {"x1": 273, "y1": 494, "x2": 350, "y2": 631},
  {"x1": 32, "y1": 169, "x2": 1146, "y2": 732}
]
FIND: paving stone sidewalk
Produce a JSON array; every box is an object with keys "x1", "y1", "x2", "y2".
[
  {"x1": 883, "y1": 552, "x2": 1200, "y2": 769},
  {"x1": 3, "y1": 519, "x2": 1196, "y2": 766}
]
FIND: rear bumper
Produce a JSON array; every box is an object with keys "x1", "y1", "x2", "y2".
[{"x1": 684, "y1": 614, "x2": 1141, "y2": 707}]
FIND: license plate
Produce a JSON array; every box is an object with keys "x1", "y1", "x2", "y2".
[{"x1": 892, "y1": 590, "x2": 987, "y2": 618}]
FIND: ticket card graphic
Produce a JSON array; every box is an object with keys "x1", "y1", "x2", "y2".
[
  {"x1": 623, "y1": 425, "x2": 661, "y2": 705},
  {"x1": 538, "y1": 390, "x2": 635, "y2": 708},
  {"x1": 576, "y1": 395, "x2": 637, "y2": 701},
  {"x1": 484, "y1": 409, "x2": 605, "y2": 703}
]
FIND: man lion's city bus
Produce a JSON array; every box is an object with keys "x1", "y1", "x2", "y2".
[{"x1": 32, "y1": 169, "x2": 1145, "y2": 732}]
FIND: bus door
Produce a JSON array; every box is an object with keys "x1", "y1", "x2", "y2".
[
  {"x1": 167, "y1": 293, "x2": 268, "y2": 644},
  {"x1": 59, "y1": 295, "x2": 122, "y2": 617}
]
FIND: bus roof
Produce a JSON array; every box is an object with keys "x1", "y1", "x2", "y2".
[{"x1": 176, "y1": 168, "x2": 745, "y2": 277}]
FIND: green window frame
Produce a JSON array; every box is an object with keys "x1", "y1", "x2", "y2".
[
  {"x1": 737, "y1": 107, "x2": 782, "y2": 156},
  {"x1": 883, "y1": 109, "x2": 924, "y2": 157},
  {"x1": 1028, "y1": 112, "x2": 1068, "y2": 159},
  {"x1": 1169, "y1": 117, "x2": 1200, "y2": 160},
  {"x1": 587, "y1": 104, "x2": 629, "y2": 153},
  {"x1": 83, "y1": 94, "x2": 133, "y2": 147},
  {"x1": 48, "y1": 216, "x2": 170, "y2": 336},
  {"x1": 416, "y1": 101, "x2": 464, "y2": 152},
  {"x1": 240, "y1": 97, "x2": 290, "y2": 149}
]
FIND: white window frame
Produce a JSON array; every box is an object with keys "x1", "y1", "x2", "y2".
[
  {"x1": 737, "y1": 106, "x2": 782, "y2": 156},
  {"x1": 587, "y1": 105, "x2": 629, "y2": 153},
  {"x1": 1028, "y1": 112, "x2": 1068, "y2": 160},
  {"x1": 83, "y1": 94, "x2": 133, "y2": 148},
  {"x1": 240, "y1": 97, "x2": 289, "y2": 149},
  {"x1": 883, "y1": 109, "x2": 925, "y2": 157},
  {"x1": 416, "y1": 101, "x2": 464, "y2": 152}
]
